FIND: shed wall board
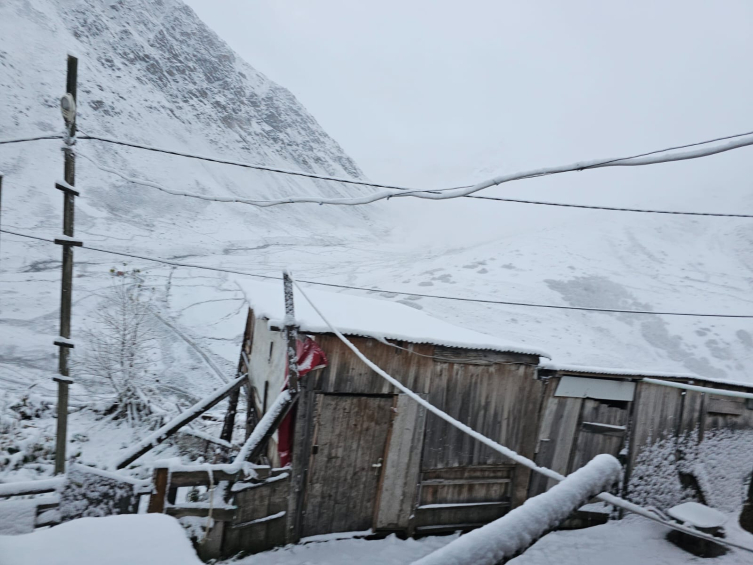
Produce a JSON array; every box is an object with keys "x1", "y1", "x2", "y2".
[
  {"x1": 248, "y1": 316, "x2": 287, "y2": 403},
  {"x1": 374, "y1": 394, "x2": 427, "y2": 531}
]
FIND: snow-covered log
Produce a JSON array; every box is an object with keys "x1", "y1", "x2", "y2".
[
  {"x1": 0, "y1": 477, "x2": 65, "y2": 498},
  {"x1": 411, "y1": 454, "x2": 622, "y2": 565},
  {"x1": 229, "y1": 389, "x2": 293, "y2": 472},
  {"x1": 114, "y1": 373, "x2": 249, "y2": 469}
]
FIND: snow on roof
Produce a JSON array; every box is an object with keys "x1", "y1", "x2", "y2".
[
  {"x1": 234, "y1": 278, "x2": 549, "y2": 357},
  {"x1": 539, "y1": 362, "x2": 696, "y2": 379},
  {"x1": 540, "y1": 362, "x2": 753, "y2": 388}
]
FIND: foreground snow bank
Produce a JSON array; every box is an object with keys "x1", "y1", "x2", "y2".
[
  {"x1": 0, "y1": 514, "x2": 201, "y2": 565},
  {"x1": 226, "y1": 516, "x2": 753, "y2": 565},
  {"x1": 231, "y1": 534, "x2": 456, "y2": 565},
  {"x1": 509, "y1": 515, "x2": 753, "y2": 565}
]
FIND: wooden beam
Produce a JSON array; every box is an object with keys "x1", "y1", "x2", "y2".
[
  {"x1": 147, "y1": 467, "x2": 169, "y2": 514},
  {"x1": 115, "y1": 374, "x2": 248, "y2": 469},
  {"x1": 247, "y1": 392, "x2": 298, "y2": 463}
]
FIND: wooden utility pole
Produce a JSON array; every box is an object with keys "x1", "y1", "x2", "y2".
[
  {"x1": 53, "y1": 55, "x2": 80, "y2": 475},
  {"x1": 283, "y1": 272, "x2": 300, "y2": 393},
  {"x1": 282, "y1": 271, "x2": 315, "y2": 544}
]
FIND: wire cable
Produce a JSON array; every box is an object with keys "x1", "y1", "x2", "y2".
[
  {"x1": 4, "y1": 227, "x2": 753, "y2": 318},
  {"x1": 78, "y1": 145, "x2": 753, "y2": 218},
  {"x1": 463, "y1": 195, "x2": 753, "y2": 218},
  {"x1": 0, "y1": 134, "x2": 64, "y2": 146},
  {"x1": 77, "y1": 131, "x2": 469, "y2": 193},
  {"x1": 77, "y1": 129, "x2": 753, "y2": 209}
]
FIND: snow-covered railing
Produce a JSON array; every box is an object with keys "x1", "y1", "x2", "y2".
[
  {"x1": 0, "y1": 477, "x2": 65, "y2": 499},
  {"x1": 412, "y1": 454, "x2": 622, "y2": 565}
]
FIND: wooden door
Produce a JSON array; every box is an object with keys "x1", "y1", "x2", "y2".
[
  {"x1": 528, "y1": 394, "x2": 582, "y2": 496},
  {"x1": 301, "y1": 394, "x2": 394, "y2": 537},
  {"x1": 567, "y1": 398, "x2": 628, "y2": 473},
  {"x1": 529, "y1": 394, "x2": 629, "y2": 497}
]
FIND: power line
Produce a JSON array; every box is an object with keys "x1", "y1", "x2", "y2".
[
  {"x1": 467, "y1": 195, "x2": 753, "y2": 218},
  {"x1": 0, "y1": 134, "x2": 64, "y2": 146},
  {"x1": 4, "y1": 227, "x2": 753, "y2": 319},
  {"x1": 77, "y1": 131, "x2": 469, "y2": 193},
  {"x1": 79, "y1": 142, "x2": 753, "y2": 218},
  {"x1": 77, "y1": 129, "x2": 753, "y2": 208}
]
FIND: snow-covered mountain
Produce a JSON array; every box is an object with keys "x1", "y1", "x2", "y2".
[
  {"x1": 2, "y1": 0, "x2": 753, "y2": 483},
  {"x1": 0, "y1": 0, "x2": 393, "y2": 475}
]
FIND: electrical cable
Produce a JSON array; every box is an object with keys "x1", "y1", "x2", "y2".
[
  {"x1": 4, "y1": 227, "x2": 753, "y2": 319},
  {"x1": 0, "y1": 134, "x2": 64, "y2": 146},
  {"x1": 77, "y1": 129, "x2": 753, "y2": 210},
  {"x1": 77, "y1": 131, "x2": 469, "y2": 193},
  {"x1": 81, "y1": 150, "x2": 753, "y2": 218}
]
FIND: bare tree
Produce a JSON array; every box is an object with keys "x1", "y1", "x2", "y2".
[{"x1": 78, "y1": 269, "x2": 160, "y2": 426}]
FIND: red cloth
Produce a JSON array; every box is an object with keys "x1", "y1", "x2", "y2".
[{"x1": 277, "y1": 337, "x2": 327, "y2": 467}]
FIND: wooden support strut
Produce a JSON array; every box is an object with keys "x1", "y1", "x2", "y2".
[{"x1": 54, "y1": 54, "x2": 78, "y2": 476}]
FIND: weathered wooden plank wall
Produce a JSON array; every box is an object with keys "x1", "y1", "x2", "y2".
[
  {"x1": 306, "y1": 335, "x2": 543, "y2": 508},
  {"x1": 375, "y1": 394, "x2": 427, "y2": 532}
]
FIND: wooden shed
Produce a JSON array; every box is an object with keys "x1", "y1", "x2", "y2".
[
  {"x1": 230, "y1": 280, "x2": 549, "y2": 541},
  {"x1": 200, "y1": 281, "x2": 753, "y2": 558},
  {"x1": 532, "y1": 363, "x2": 753, "y2": 498}
]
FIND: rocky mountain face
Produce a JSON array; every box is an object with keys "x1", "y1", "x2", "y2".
[{"x1": 1, "y1": 0, "x2": 382, "y2": 247}]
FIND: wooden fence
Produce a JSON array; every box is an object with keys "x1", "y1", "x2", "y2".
[{"x1": 147, "y1": 463, "x2": 290, "y2": 560}]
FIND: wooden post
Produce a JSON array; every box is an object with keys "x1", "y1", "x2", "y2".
[
  {"x1": 740, "y1": 468, "x2": 753, "y2": 533},
  {"x1": 283, "y1": 272, "x2": 300, "y2": 393},
  {"x1": 53, "y1": 55, "x2": 78, "y2": 475},
  {"x1": 147, "y1": 467, "x2": 169, "y2": 514},
  {"x1": 282, "y1": 271, "x2": 309, "y2": 543}
]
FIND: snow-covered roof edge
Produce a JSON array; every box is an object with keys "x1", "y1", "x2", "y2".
[
  {"x1": 540, "y1": 362, "x2": 753, "y2": 389},
  {"x1": 235, "y1": 278, "x2": 549, "y2": 358},
  {"x1": 264, "y1": 317, "x2": 549, "y2": 358}
]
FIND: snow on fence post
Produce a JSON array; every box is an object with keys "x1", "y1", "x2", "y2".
[{"x1": 411, "y1": 454, "x2": 622, "y2": 565}]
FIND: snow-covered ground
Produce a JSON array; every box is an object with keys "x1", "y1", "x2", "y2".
[{"x1": 2, "y1": 514, "x2": 752, "y2": 565}]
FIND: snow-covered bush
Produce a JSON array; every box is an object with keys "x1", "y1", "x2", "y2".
[
  {"x1": 0, "y1": 393, "x2": 56, "y2": 475},
  {"x1": 76, "y1": 269, "x2": 163, "y2": 428},
  {"x1": 628, "y1": 428, "x2": 753, "y2": 513},
  {"x1": 58, "y1": 466, "x2": 141, "y2": 521}
]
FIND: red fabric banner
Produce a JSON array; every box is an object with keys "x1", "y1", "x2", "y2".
[{"x1": 277, "y1": 337, "x2": 328, "y2": 467}]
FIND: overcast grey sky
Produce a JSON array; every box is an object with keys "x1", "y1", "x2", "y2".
[{"x1": 184, "y1": 0, "x2": 753, "y2": 242}]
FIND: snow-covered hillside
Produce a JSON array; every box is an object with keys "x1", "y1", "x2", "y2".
[
  {"x1": 2, "y1": 0, "x2": 753, "y2": 487},
  {"x1": 0, "y1": 0, "x2": 390, "y2": 478}
]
